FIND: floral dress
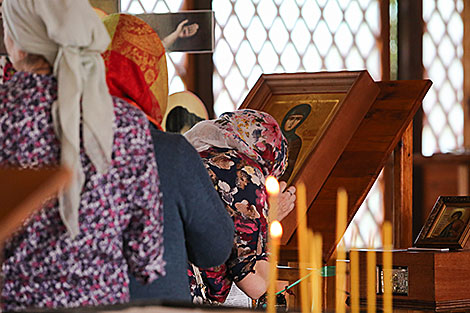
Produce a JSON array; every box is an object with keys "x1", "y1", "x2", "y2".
[
  {"x1": 188, "y1": 146, "x2": 269, "y2": 303},
  {"x1": 0, "y1": 72, "x2": 165, "y2": 311},
  {"x1": 186, "y1": 109, "x2": 289, "y2": 304}
]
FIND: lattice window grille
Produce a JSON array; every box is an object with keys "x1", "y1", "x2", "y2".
[
  {"x1": 422, "y1": 0, "x2": 464, "y2": 156},
  {"x1": 213, "y1": 0, "x2": 381, "y2": 117}
]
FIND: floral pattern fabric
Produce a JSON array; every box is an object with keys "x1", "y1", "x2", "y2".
[
  {"x1": 0, "y1": 72, "x2": 165, "y2": 311},
  {"x1": 184, "y1": 109, "x2": 288, "y2": 178},
  {"x1": 186, "y1": 109, "x2": 288, "y2": 304},
  {"x1": 188, "y1": 147, "x2": 269, "y2": 303}
]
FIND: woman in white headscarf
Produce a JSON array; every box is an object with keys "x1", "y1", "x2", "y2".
[{"x1": 0, "y1": 0, "x2": 165, "y2": 310}]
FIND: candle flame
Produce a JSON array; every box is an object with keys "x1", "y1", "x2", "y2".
[
  {"x1": 270, "y1": 220, "x2": 283, "y2": 238},
  {"x1": 265, "y1": 176, "x2": 280, "y2": 195}
]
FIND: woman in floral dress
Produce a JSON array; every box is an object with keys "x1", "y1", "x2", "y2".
[
  {"x1": 0, "y1": 0, "x2": 165, "y2": 310},
  {"x1": 184, "y1": 109, "x2": 296, "y2": 303}
]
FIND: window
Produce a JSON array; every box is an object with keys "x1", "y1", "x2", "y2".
[
  {"x1": 422, "y1": 0, "x2": 464, "y2": 156},
  {"x1": 213, "y1": 0, "x2": 383, "y2": 248}
]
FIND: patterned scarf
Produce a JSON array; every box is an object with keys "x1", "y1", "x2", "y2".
[
  {"x1": 102, "y1": 13, "x2": 168, "y2": 128},
  {"x1": 184, "y1": 109, "x2": 288, "y2": 178}
]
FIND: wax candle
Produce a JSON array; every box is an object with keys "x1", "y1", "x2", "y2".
[
  {"x1": 367, "y1": 238, "x2": 376, "y2": 313},
  {"x1": 336, "y1": 188, "x2": 348, "y2": 243},
  {"x1": 336, "y1": 188, "x2": 347, "y2": 313},
  {"x1": 383, "y1": 221, "x2": 393, "y2": 313},
  {"x1": 266, "y1": 176, "x2": 281, "y2": 313},
  {"x1": 308, "y1": 229, "x2": 314, "y2": 312},
  {"x1": 350, "y1": 248, "x2": 359, "y2": 313},
  {"x1": 267, "y1": 220, "x2": 283, "y2": 313},
  {"x1": 296, "y1": 183, "x2": 309, "y2": 313},
  {"x1": 265, "y1": 176, "x2": 280, "y2": 222},
  {"x1": 310, "y1": 231, "x2": 322, "y2": 313}
]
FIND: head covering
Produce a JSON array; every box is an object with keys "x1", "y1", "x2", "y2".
[
  {"x1": 163, "y1": 91, "x2": 208, "y2": 133},
  {"x1": 102, "y1": 13, "x2": 168, "y2": 128},
  {"x1": 184, "y1": 109, "x2": 288, "y2": 178},
  {"x1": 3, "y1": 0, "x2": 115, "y2": 238}
]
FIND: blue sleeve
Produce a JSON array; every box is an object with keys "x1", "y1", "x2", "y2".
[
  {"x1": 179, "y1": 138, "x2": 235, "y2": 268},
  {"x1": 149, "y1": 126, "x2": 234, "y2": 268}
]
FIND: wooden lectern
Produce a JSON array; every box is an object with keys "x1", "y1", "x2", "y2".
[{"x1": 240, "y1": 70, "x2": 431, "y2": 311}]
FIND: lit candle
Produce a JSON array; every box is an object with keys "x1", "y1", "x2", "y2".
[
  {"x1": 266, "y1": 176, "x2": 281, "y2": 313},
  {"x1": 266, "y1": 176, "x2": 280, "y2": 222},
  {"x1": 267, "y1": 220, "x2": 283, "y2": 313},
  {"x1": 310, "y1": 231, "x2": 322, "y2": 313},
  {"x1": 383, "y1": 221, "x2": 393, "y2": 313},
  {"x1": 336, "y1": 188, "x2": 347, "y2": 313},
  {"x1": 367, "y1": 236, "x2": 376, "y2": 313},
  {"x1": 296, "y1": 182, "x2": 309, "y2": 313}
]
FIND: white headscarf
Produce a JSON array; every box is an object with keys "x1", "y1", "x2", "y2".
[{"x1": 3, "y1": 0, "x2": 115, "y2": 238}]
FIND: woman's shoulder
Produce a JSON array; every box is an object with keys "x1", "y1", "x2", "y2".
[
  {"x1": 201, "y1": 148, "x2": 264, "y2": 182},
  {"x1": 200, "y1": 147, "x2": 240, "y2": 169},
  {"x1": 151, "y1": 128, "x2": 201, "y2": 159},
  {"x1": 200, "y1": 147, "x2": 240, "y2": 161},
  {"x1": 0, "y1": 72, "x2": 57, "y2": 118},
  {"x1": 0, "y1": 72, "x2": 56, "y2": 98},
  {"x1": 112, "y1": 96, "x2": 149, "y2": 131}
]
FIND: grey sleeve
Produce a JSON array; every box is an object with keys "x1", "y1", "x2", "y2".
[{"x1": 176, "y1": 136, "x2": 235, "y2": 268}]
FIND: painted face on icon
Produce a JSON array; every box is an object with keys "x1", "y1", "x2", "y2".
[{"x1": 283, "y1": 114, "x2": 304, "y2": 132}]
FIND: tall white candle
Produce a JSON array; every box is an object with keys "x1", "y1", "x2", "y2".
[
  {"x1": 267, "y1": 220, "x2": 282, "y2": 313},
  {"x1": 266, "y1": 176, "x2": 280, "y2": 313},
  {"x1": 336, "y1": 188, "x2": 347, "y2": 313},
  {"x1": 296, "y1": 183, "x2": 309, "y2": 313},
  {"x1": 383, "y1": 221, "x2": 393, "y2": 313}
]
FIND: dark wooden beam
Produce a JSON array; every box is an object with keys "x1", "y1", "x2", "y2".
[
  {"x1": 393, "y1": 124, "x2": 414, "y2": 248},
  {"x1": 397, "y1": 0, "x2": 424, "y2": 241},
  {"x1": 398, "y1": 0, "x2": 424, "y2": 150},
  {"x1": 380, "y1": 0, "x2": 390, "y2": 81},
  {"x1": 380, "y1": 0, "x2": 395, "y2": 240},
  {"x1": 182, "y1": 0, "x2": 214, "y2": 118}
]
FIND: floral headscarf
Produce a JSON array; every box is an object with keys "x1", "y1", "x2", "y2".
[{"x1": 184, "y1": 109, "x2": 288, "y2": 178}]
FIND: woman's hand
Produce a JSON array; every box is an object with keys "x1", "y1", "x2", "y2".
[{"x1": 277, "y1": 181, "x2": 296, "y2": 221}]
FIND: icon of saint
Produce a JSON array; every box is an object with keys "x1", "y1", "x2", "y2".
[
  {"x1": 439, "y1": 210, "x2": 465, "y2": 238},
  {"x1": 279, "y1": 103, "x2": 312, "y2": 182}
]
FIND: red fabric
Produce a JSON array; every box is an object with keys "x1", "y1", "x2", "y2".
[
  {"x1": 102, "y1": 14, "x2": 167, "y2": 130},
  {"x1": 103, "y1": 51, "x2": 163, "y2": 130}
]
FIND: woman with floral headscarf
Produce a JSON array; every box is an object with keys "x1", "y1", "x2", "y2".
[
  {"x1": 0, "y1": 0, "x2": 164, "y2": 310},
  {"x1": 184, "y1": 109, "x2": 296, "y2": 303}
]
